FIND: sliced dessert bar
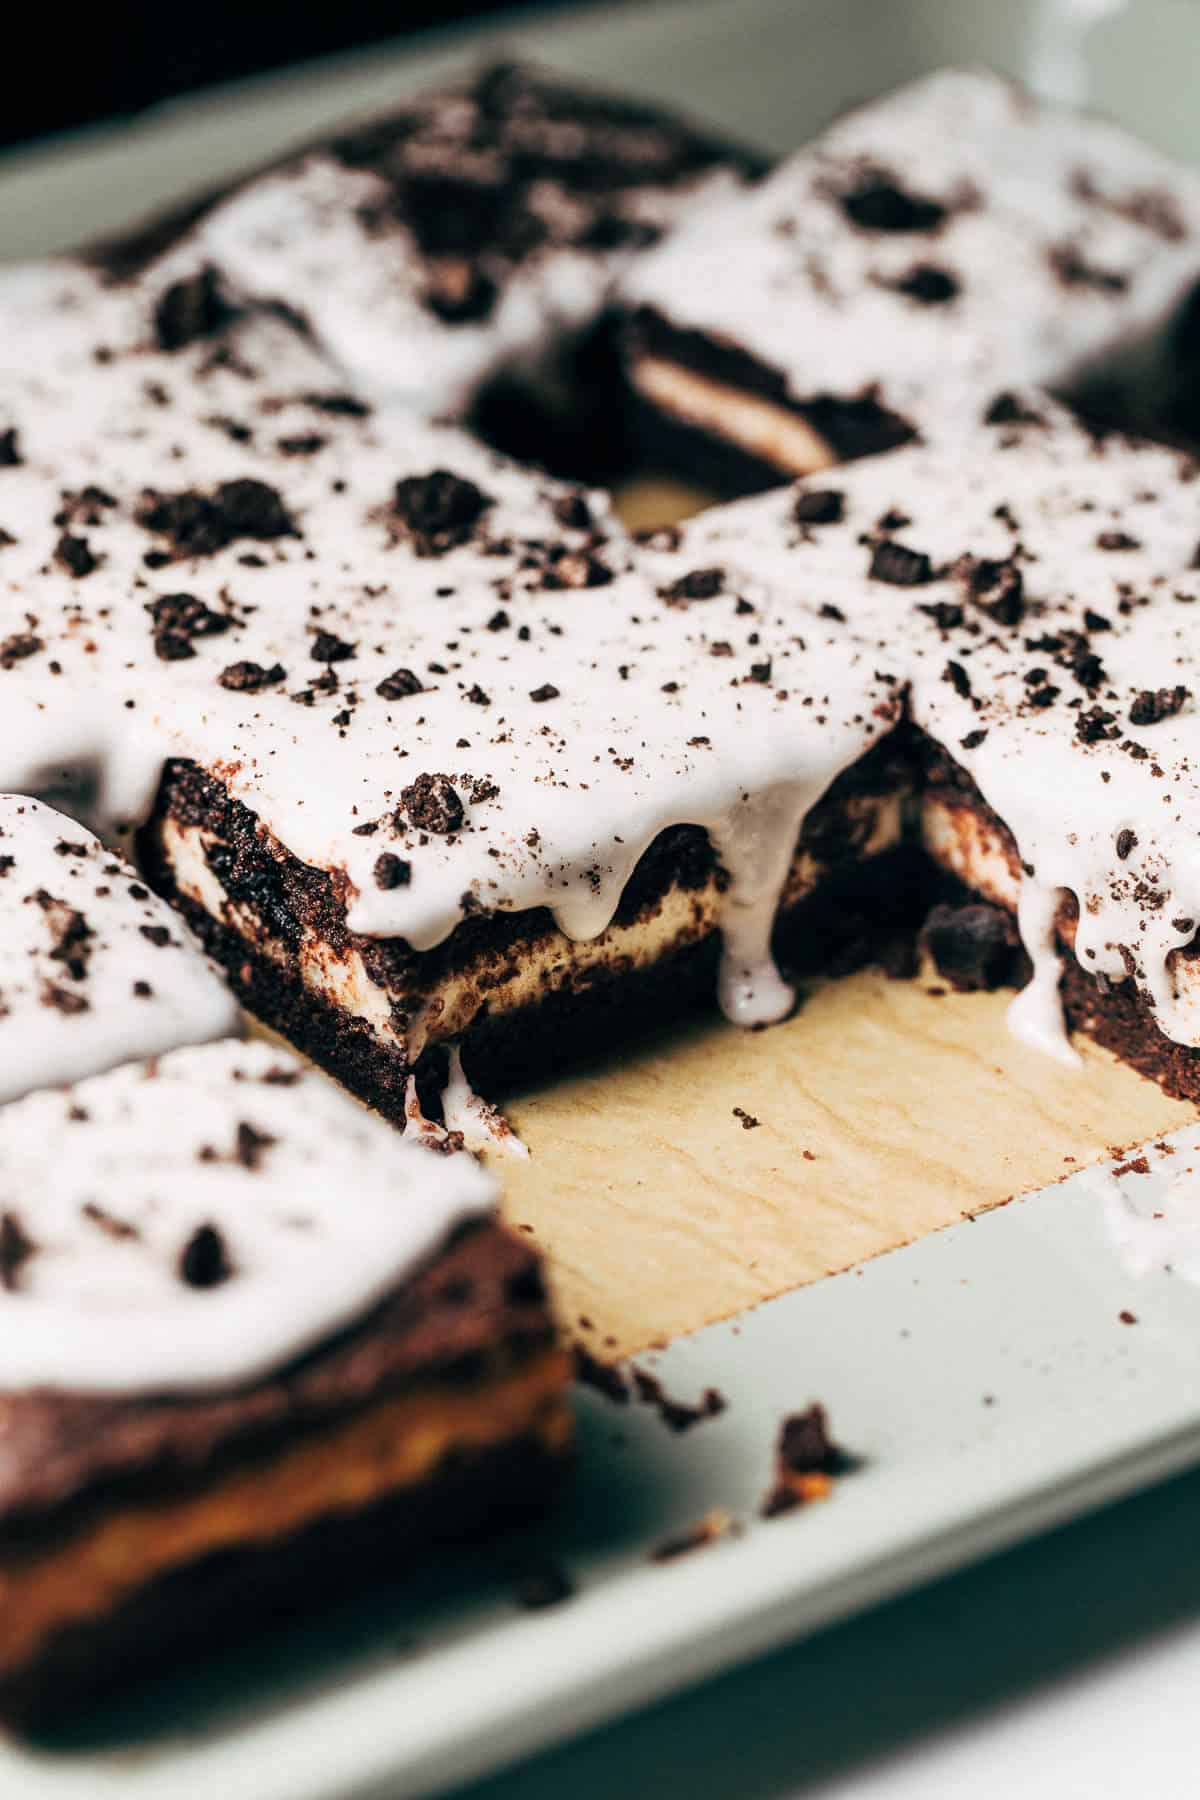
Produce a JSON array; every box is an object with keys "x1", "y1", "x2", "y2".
[
  {"x1": 621, "y1": 69, "x2": 1200, "y2": 486},
  {"x1": 0, "y1": 1039, "x2": 570, "y2": 1724},
  {"x1": 197, "y1": 60, "x2": 763, "y2": 419}
]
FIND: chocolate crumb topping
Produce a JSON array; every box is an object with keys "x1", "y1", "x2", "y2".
[
  {"x1": 869, "y1": 539, "x2": 932, "y2": 586},
  {"x1": 153, "y1": 266, "x2": 236, "y2": 352},
  {"x1": 0, "y1": 632, "x2": 43, "y2": 669},
  {"x1": 399, "y1": 772, "x2": 465, "y2": 835},
  {"x1": 838, "y1": 169, "x2": 947, "y2": 234},
  {"x1": 217, "y1": 659, "x2": 286, "y2": 693},
  {"x1": 958, "y1": 553, "x2": 1024, "y2": 625},
  {"x1": 55, "y1": 534, "x2": 99, "y2": 579},
  {"x1": 146, "y1": 592, "x2": 232, "y2": 661},
  {"x1": 393, "y1": 470, "x2": 493, "y2": 555},
  {"x1": 793, "y1": 489, "x2": 844, "y2": 525},
  {"x1": 0, "y1": 1210, "x2": 34, "y2": 1291},
  {"x1": 984, "y1": 391, "x2": 1046, "y2": 427},
  {"x1": 0, "y1": 428, "x2": 23, "y2": 468},
  {"x1": 661, "y1": 566, "x2": 724, "y2": 605},
  {"x1": 310, "y1": 629, "x2": 356, "y2": 664},
  {"x1": 887, "y1": 262, "x2": 960, "y2": 304},
  {"x1": 1048, "y1": 242, "x2": 1129, "y2": 293},
  {"x1": 179, "y1": 1221, "x2": 233, "y2": 1288},
  {"x1": 1129, "y1": 685, "x2": 1188, "y2": 725},
  {"x1": 529, "y1": 683, "x2": 560, "y2": 703},
  {"x1": 139, "y1": 479, "x2": 298, "y2": 558},
  {"x1": 376, "y1": 667, "x2": 425, "y2": 700},
  {"x1": 1116, "y1": 827, "x2": 1138, "y2": 859},
  {"x1": 374, "y1": 852, "x2": 412, "y2": 890},
  {"x1": 235, "y1": 1120, "x2": 276, "y2": 1170}
]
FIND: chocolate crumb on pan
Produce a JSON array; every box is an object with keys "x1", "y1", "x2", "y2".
[{"x1": 760, "y1": 1405, "x2": 855, "y2": 1518}]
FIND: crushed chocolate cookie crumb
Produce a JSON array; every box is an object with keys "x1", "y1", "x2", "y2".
[
  {"x1": 760, "y1": 1404, "x2": 852, "y2": 1518},
  {"x1": 0, "y1": 428, "x2": 23, "y2": 467},
  {"x1": 957, "y1": 553, "x2": 1024, "y2": 625},
  {"x1": 55, "y1": 534, "x2": 99, "y2": 578},
  {"x1": 0, "y1": 632, "x2": 43, "y2": 669},
  {"x1": 394, "y1": 470, "x2": 493, "y2": 554},
  {"x1": 0, "y1": 1210, "x2": 34, "y2": 1290},
  {"x1": 574, "y1": 1343, "x2": 629, "y2": 1403},
  {"x1": 146, "y1": 591, "x2": 232, "y2": 661},
  {"x1": 838, "y1": 169, "x2": 947, "y2": 234},
  {"x1": 869, "y1": 539, "x2": 932, "y2": 586},
  {"x1": 235, "y1": 1120, "x2": 276, "y2": 1170},
  {"x1": 888, "y1": 262, "x2": 959, "y2": 304},
  {"x1": 733, "y1": 1106, "x2": 760, "y2": 1129},
  {"x1": 310, "y1": 628, "x2": 356, "y2": 664},
  {"x1": 1116, "y1": 827, "x2": 1138, "y2": 859},
  {"x1": 218, "y1": 659, "x2": 286, "y2": 692},
  {"x1": 374, "y1": 852, "x2": 412, "y2": 889},
  {"x1": 153, "y1": 265, "x2": 235, "y2": 352},
  {"x1": 793, "y1": 489, "x2": 844, "y2": 525},
  {"x1": 632, "y1": 1367, "x2": 727, "y2": 1433},
  {"x1": 376, "y1": 667, "x2": 424, "y2": 700},
  {"x1": 661, "y1": 566, "x2": 724, "y2": 605},
  {"x1": 179, "y1": 1221, "x2": 233, "y2": 1288},
  {"x1": 139, "y1": 478, "x2": 298, "y2": 557},
  {"x1": 529, "y1": 683, "x2": 560, "y2": 703},
  {"x1": 1129, "y1": 686, "x2": 1188, "y2": 725},
  {"x1": 399, "y1": 772, "x2": 464, "y2": 835}
]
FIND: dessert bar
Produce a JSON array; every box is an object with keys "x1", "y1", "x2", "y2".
[{"x1": 0, "y1": 1040, "x2": 570, "y2": 1723}]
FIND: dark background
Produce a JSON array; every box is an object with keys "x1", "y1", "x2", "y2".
[{"x1": 3, "y1": 3, "x2": 569, "y2": 153}]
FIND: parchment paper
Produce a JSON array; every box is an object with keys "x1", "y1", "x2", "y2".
[{"x1": 500, "y1": 967, "x2": 1192, "y2": 1357}]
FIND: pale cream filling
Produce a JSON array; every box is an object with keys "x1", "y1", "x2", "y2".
[
  {"x1": 161, "y1": 792, "x2": 903, "y2": 1064},
  {"x1": 629, "y1": 352, "x2": 837, "y2": 477}
]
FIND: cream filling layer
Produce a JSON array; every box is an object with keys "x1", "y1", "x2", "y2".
[
  {"x1": 160, "y1": 792, "x2": 904, "y2": 1066},
  {"x1": 629, "y1": 352, "x2": 837, "y2": 477}
]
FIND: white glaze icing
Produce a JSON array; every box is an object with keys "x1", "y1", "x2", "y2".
[
  {"x1": 4, "y1": 71, "x2": 1200, "y2": 1090},
  {"x1": 0, "y1": 793, "x2": 240, "y2": 1103},
  {"x1": 0, "y1": 255, "x2": 900, "y2": 1037},
  {"x1": 624, "y1": 68, "x2": 1200, "y2": 436},
  {"x1": 662, "y1": 395, "x2": 1200, "y2": 1055},
  {"x1": 0, "y1": 1038, "x2": 494, "y2": 1394}
]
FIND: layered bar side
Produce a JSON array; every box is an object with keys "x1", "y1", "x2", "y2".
[{"x1": 0, "y1": 1040, "x2": 570, "y2": 1725}]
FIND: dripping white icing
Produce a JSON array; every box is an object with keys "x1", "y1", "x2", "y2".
[
  {"x1": 1006, "y1": 882, "x2": 1081, "y2": 1067},
  {"x1": 0, "y1": 1040, "x2": 494, "y2": 1395},
  {"x1": 4, "y1": 77, "x2": 1200, "y2": 1074},
  {"x1": 442, "y1": 1046, "x2": 529, "y2": 1159}
]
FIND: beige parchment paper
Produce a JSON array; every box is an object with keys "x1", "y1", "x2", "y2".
[{"x1": 499, "y1": 968, "x2": 1193, "y2": 1357}]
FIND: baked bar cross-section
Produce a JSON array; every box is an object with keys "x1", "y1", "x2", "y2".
[{"x1": 0, "y1": 1039, "x2": 570, "y2": 1725}]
